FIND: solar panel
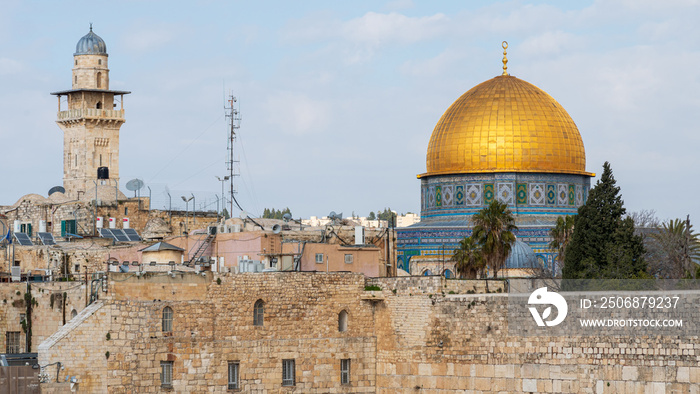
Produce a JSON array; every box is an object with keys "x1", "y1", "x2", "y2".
[
  {"x1": 37, "y1": 232, "x2": 56, "y2": 246},
  {"x1": 123, "y1": 228, "x2": 142, "y2": 241},
  {"x1": 111, "y1": 229, "x2": 130, "y2": 242},
  {"x1": 99, "y1": 228, "x2": 116, "y2": 239},
  {"x1": 13, "y1": 233, "x2": 33, "y2": 246}
]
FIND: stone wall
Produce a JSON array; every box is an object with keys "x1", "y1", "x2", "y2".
[
  {"x1": 35, "y1": 274, "x2": 700, "y2": 393},
  {"x1": 374, "y1": 291, "x2": 700, "y2": 393},
  {"x1": 0, "y1": 281, "x2": 88, "y2": 353},
  {"x1": 39, "y1": 272, "x2": 377, "y2": 393}
]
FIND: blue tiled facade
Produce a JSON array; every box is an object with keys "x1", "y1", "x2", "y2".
[{"x1": 396, "y1": 172, "x2": 591, "y2": 274}]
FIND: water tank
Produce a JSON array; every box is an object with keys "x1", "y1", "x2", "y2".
[
  {"x1": 96, "y1": 217, "x2": 104, "y2": 229},
  {"x1": 13, "y1": 220, "x2": 20, "y2": 233},
  {"x1": 122, "y1": 218, "x2": 130, "y2": 229},
  {"x1": 355, "y1": 226, "x2": 365, "y2": 245},
  {"x1": 97, "y1": 166, "x2": 109, "y2": 180},
  {"x1": 108, "y1": 217, "x2": 116, "y2": 229},
  {"x1": 39, "y1": 220, "x2": 47, "y2": 233}
]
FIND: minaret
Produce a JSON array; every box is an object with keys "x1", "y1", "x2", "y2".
[{"x1": 51, "y1": 25, "x2": 130, "y2": 199}]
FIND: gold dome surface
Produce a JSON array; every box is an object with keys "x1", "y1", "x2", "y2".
[{"x1": 421, "y1": 75, "x2": 593, "y2": 178}]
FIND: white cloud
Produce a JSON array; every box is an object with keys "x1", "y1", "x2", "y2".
[
  {"x1": 341, "y1": 12, "x2": 448, "y2": 46},
  {"x1": 122, "y1": 24, "x2": 177, "y2": 52},
  {"x1": 0, "y1": 58, "x2": 22, "y2": 75},
  {"x1": 264, "y1": 91, "x2": 331, "y2": 135},
  {"x1": 399, "y1": 49, "x2": 465, "y2": 77},
  {"x1": 519, "y1": 31, "x2": 582, "y2": 57}
]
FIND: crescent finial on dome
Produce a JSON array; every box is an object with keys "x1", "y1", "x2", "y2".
[{"x1": 502, "y1": 41, "x2": 509, "y2": 76}]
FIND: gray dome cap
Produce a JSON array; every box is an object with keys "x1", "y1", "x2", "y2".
[
  {"x1": 504, "y1": 239, "x2": 538, "y2": 269},
  {"x1": 74, "y1": 25, "x2": 107, "y2": 56}
]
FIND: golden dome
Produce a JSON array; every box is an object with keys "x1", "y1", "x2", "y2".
[{"x1": 421, "y1": 75, "x2": 593, "y2": 178}]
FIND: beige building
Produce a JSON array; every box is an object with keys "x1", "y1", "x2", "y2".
[{"x1": 51, "y1": 26, "x2": 130, "y2": 200}]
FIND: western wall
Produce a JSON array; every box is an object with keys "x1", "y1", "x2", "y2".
[{"x1": 32, "y1": 272, "x2": 700, "y2": 393}]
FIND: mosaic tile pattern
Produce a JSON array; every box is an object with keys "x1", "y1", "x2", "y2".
[
  {"x1": 497, "y1": 182, "x2": 514, "y2": 205},
  {"x1": 435, "y1": 186, "x2": 442, "y2": 207},
  {"x1": 516, "y1": 183, "x2": 528, "y2": 205},
  {"x1": 483, "y1": 183, "x2": 494, "y2": 205},
  {"x1": 576, "y1": 185, "x2": 583, "y2": 206},
  {"x1": 557, "y1": 184, "x2": 568, "y2": 206},
  {"x1": 568, "y1": 184, "x2": 575, "y2": 206},
  {"x1": 546, "y1": 184, "x2": 556, "y2": 205},
  {"x1": 529, "y1": 183, "x2": 545, "y2": 205},
  {"x1": 442, "y1": 185, "x2": 453, "y2": 207},
  {"x1": 466, "y1": 184, "x2": 481, "y2": 206},
  {"x1": 455, "y1": 185, "x2": 465, "y2": 206}
]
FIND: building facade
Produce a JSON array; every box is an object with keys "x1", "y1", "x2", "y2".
[{"x1": 397, "y1": 50, "x2": 594, "y2": 275}]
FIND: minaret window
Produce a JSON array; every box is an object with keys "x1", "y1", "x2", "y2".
[
  {"x1": 98, "y1": 59, "x2": 102, "y2": 65},
  {"x1": 75, "y1": 60, "x2": 78, "y2": 66},
  {"x1": 96, "y1": 72, "x2": 102, "y2": 88},
  {"x1": 74, "y1": 75, "x2": 77, "y2": 84},
  {"x1": 96, "y1": 101, "x2": 102, "y2": 109}
]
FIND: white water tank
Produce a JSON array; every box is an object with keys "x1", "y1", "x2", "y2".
[
  {"x1": 39, "y1": 220, "x2": 47, "y2": 233},
  {"x1": 123, "y1": 218, "x2": 130, "y2": 229},
  {"x1": 355, "y1": 226, "x2": 365, "y2": 245},
  {"x1": 108, "y1": 217, "x2": 116, "y2": 229},
  {"x1": 96, "y1": 217, "x2": 104, "y2": 229},
  {"x1": 13, "y1": 220, "x2": 20, "y2": 233}
]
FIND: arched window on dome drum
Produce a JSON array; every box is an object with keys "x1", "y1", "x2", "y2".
[
  {"x1": 338, "y1": 310, "x2": 348, "y2": 332},
  {"x1": 253, "y1": 299, "x2": 264, "y2": 326},
  {"x1": 422, "y1": 269, "x2": 433, "y2": 276},
  {"x1": 443, "y1": 269, "x2": 454, "y2": 279},
  {"x1": 162, "y1": 306, "x2": 173, "y2": 333},
  {"x1": 96, "y1": 72, "x2": 102, "y2": 88}
]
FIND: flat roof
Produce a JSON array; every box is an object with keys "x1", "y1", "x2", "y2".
[{"x1": 50, "y1": 88, "x2": 131, "y2": 96}]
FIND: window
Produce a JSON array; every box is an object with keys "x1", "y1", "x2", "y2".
[
  {"x1": 74, "y1": 75, "x2": 77, "y2": 84},
  {"x1": 340, "y1": 359, "x2": 351, "y2": 385},
  {"x1": 344, "y1": 254, "x2": 353, "y2": 264},
  {"x1": 96, "y1": 72, "x2": 102, "y2": 88},
  {"x1": 162, "y1": 306, "x2": 173, "y2": 333},
  {"x1": 98, "y1": 59, "x2": 102, "y2": 65},
  {"x1": 74, "y1": 264, "x2": 80, "y2": 272},
  {"x1": 228, "y1": 361, "x2": 240, "y2": 389},
  {"x1": 71, "y1": 309, "x2": 77, "y2": 319},
  {"x1": 160, "y1": 361, "x2": 173, "y2": 387},
  {"x1": 338, "y1": 310, "x2": 348, "y2": 332},
  {"x1": 96, "y1": 101, "x2": 102, "y2": 109},
  {"x1": 6, "y1": 332, "x2": 20, "y2": 354},
  {"x1": 75, "y1": 59, "x2": 78, "y2": 66},
  {"x1": 282, "y1": 359, "x2": 295, "y2": 386},
  {"x1": 315, "y1": 253, "x2": 324, "y2": 264},
  {"x1": 253, "y1": 300, "x2": 264, "y2": 327},
  {"x1": 19, "y1": 314, "x2": 25, "y2": 324}
]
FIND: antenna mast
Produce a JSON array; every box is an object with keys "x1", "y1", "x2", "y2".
[{"x1": 225, "y1": 94, "x2": 241, "y2": 217}]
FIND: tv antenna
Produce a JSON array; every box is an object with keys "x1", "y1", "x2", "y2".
[{"x1": 225, "y1": 94, "x2": 241, "y2": 217}]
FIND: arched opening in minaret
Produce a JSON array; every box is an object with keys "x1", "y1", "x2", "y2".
[
  {"x1": 96, "y1": 101, "x2": 102, "y2": 109},
  {"x1": 96, "y1": 72, "x2": 102, "y2": 88}
]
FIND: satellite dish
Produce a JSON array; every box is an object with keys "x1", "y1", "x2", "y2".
[
  {"x1": 283, "y1": 213, "x2": 292, "y2": 222},
  {"x1": 272, "y1": 224, "x2": 281, "y2": 234},
  {"x1": 329, "y1": 211, "x2": 337, "y2": 219},
  {"x1": 239, "y1": 211, "x2": 249, "y2": 220},
  {"x1": 126, "y1": 179, "x2": 145, "y2": 192},
  {"x1": 48, "y1": 186, "x2": 66, "y2": 196}
]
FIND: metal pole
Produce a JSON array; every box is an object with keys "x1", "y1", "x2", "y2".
[
  {"x1": 93, "y1": 180, "x2": 98, "y2": 236},
  {"x1": 192, "y1": 194, "x2": 196, "y2": 226},
  {"x1": 167, "y1": 192, "x2": 172, "y2": 226}
]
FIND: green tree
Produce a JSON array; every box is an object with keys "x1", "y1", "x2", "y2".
[
  {"x1": 471, "y1": 200, "x2": 517, "y2": 279},
  {"x1": 562, "y1": 162, "x2": 647, "y2": 279},
  {"x1": 262, "y1": 207, "x2": 292, "y2": 219},
  {"x1": 549, "y1": 215, "x2": 575, "y2": 275},
  {"x1": 649, "y1": 217, "x2": 700, "y2": 279},
  {"x1": 368, "y1": 212, "x2": 376, "y2": 220},
  {"x1": 221, "y1": 208, "x2": 230, "y2": 220},
  {"x1": 452, "y1": 236, "x2": 485, "y2": 279}
]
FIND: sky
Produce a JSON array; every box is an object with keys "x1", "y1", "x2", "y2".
[{"x1": 0, "y1": 0, "x2": 699, "y2": 223}]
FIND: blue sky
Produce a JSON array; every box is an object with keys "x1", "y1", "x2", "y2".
[{"x1": 1, "y1": 0, "x2": 699, "y2": 224}]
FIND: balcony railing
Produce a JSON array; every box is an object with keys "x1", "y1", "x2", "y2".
[{"x1": 57, "y1": 108, "x2": 124, "y2": 121}]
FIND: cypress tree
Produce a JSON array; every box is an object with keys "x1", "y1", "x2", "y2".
[{"x1": 562, "y1": 162, "x2": 647, "y2": 279}]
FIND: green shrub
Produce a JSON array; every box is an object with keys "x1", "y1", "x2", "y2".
[{"x1": 364, "y1": 285, "x2": 381, "y2": 291}]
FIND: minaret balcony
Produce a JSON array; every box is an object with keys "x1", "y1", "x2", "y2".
[{"x1": 57, "y1": 108, "x2": 125, "y2": 122}]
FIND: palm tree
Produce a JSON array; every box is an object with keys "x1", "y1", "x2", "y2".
[
  {"x1": 549, "y1": 215, "x2": 575, "y2": 275},
  {"x1": 452, "y1": 236, "x2": 485, "y2": 279},
  {"x1": 649, "y1": 217, "x2": 700, "y2": 278},
  {"x1": 471, "y1": 200, "x2": 517, "y2": 279}
]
